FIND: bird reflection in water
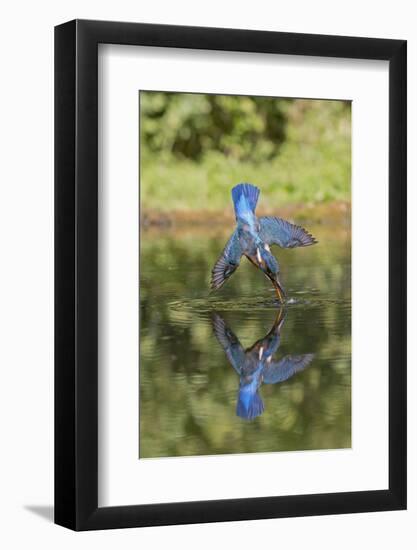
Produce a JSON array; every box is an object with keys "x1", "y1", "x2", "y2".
[{"x1": 212, "y1": 309, "x2": 314, "y2": 420}]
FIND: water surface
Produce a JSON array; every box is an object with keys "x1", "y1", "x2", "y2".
[{"x1": 139, "y1": 223, "x2": 351, "y2": 458}]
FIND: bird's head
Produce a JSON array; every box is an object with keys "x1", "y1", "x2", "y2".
[{"x1": 256, "y1": 245, "x2": 286, "y2": 303}]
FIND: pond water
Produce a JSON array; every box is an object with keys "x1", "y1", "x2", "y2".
[{"x1": 139, "y1": 223, "x2": 351, "y2": 458}]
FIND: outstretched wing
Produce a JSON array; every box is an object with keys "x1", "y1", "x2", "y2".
[
  {"x1": 262, "y1": 354, "x2": 314, "y2": 384},
  {"x1": 210, "y1": 230, "x2": 242, "y2": 290},
  {"x1": 211, "y1": 313, "x2": 246, "y2": 374},
  {"x1": 259, "y1": 216, "x2": 317, "y2": 248}
]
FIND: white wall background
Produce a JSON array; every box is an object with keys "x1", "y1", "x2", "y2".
[{"x1": 0, "y1": 1, "x2": 415, "y2": 548}]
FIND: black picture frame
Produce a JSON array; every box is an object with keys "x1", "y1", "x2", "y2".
[{"x1": 55, "y1": 19, "x2": 407, "y2": 531}]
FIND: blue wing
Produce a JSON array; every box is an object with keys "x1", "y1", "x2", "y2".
[
  {"x1": 212, "y1": 313, "x2": 246, "y2": 374},
  {"x1": 259, "y1": 216, "x2": 317, "y2": 248},
  {"x1": 262, "y1": 354, "x2": 314, "y2": 384},
  {"x1": 210, "y1": 230, "x2": 242, "y2": 290}
]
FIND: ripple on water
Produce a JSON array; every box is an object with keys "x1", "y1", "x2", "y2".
[{"x1": 167, "y1": 290, "x2": 349, "y2": 314}]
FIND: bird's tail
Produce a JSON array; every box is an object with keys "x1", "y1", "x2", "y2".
[
  {"x1": 236, "y1": 388, "x2": 264, "y2": 420},
  {"x1": 232, "y1": 183, "x2": 260, "y2": 218}
]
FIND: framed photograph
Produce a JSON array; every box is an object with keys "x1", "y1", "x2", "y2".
[{"x1": 55, "y1": 19, "x2": 406, "y2": 530}]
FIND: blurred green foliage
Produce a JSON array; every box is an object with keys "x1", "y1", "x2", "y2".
[
  {"x1": 141, "y1": 92, "x2": 288, "y2": 161},
  {"x1": 140, "y1": 93, "x2": 351, "y2": 211}
]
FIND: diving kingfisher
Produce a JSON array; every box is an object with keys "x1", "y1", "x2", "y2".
[
  {"x1": 210, "y1": 183, "x2": 317, "y2": 302},
  {"x1": 212, "y1": 310, "x2": 314, "y2": 420}
]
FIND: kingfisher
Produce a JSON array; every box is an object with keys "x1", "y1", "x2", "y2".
[
  {"x1": 210, "y1": 183, "x2": 317, "y2": 302},
  {"x1": 212, "y1": 309, "x2": 314, "y2": 420}
]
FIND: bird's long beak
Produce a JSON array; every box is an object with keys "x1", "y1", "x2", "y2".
[
  {"x1": 276, "y1": 306, "x2": 286, "y2": 329},
  {"x1": 272, "y1": 278, "x2": 286, "y2": 303}
]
